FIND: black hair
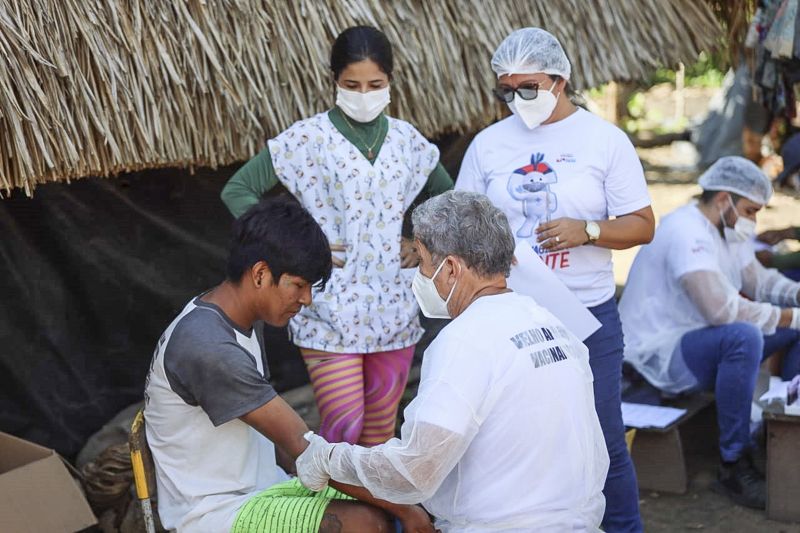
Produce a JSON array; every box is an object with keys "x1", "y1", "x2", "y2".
[
  {"x1": 226, "y1": 197, "x2": 332, "y2": 289},
  {"x1": 548, "y1": 74, "x2": 585, "y2": 108},
  {"x1": 699, "y1": 189, "x2": 743, "y2": 205},
  {"x1": 330, "y1": 26, "x2": 393, "y2": 80}
]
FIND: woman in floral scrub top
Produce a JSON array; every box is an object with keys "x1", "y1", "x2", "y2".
[{"x1": 221, "y1": 26, "x2": 452, "y2": 446}]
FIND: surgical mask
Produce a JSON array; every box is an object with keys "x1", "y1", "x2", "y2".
[
  {"x1": 508, "y1": 83, "x2": 559, "y2": 129},
  {"x1": 720, "y1": 198, "x2": 756, "y2": 243},
  {"x1": 412, "y1": 258, "x2": 458, "y2": 319},
  {"x1": 335, "y1": 86, "x2": 390, "y2": 123}
]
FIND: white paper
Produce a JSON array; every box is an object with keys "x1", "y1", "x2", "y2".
[
  {"x1": 507, "y1": 243, "x2": 601, "y2": 340},
  {"x1": 759, "y1": 377, "x2": 800, "y2": 416},
  {"x1": 621, "y1": 402, "x2": 687, "y2": 429},
  {"x1": 759, "y1": 376, "x2": 789, "y2": 403}
]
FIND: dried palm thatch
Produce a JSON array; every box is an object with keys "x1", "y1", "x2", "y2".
[
  {"x1": 706, "y1": 0, "x2": 758, "y2": 64},
  {"x1": 1, "y1": 0, "x2": 721, "y2": 196}
]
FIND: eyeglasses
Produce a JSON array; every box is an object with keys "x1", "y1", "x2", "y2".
[{"x1": 492, "y1": 83, "x2": 540, "y2": 103}]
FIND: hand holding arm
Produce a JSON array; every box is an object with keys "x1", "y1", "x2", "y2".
[
  {"x1": 298, "y1": 418, "x2": 475, "y2": 505},
  {"x1": 240, "y1": 398, "x2": 431, "y2": 525},
  {"x1": 295, "y1": 432, "x2": 333, "y2": 491}
]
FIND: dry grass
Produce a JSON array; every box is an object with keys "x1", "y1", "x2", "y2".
[{"x1": 0, "y1": 0, "x2": 722, "y2": 196}]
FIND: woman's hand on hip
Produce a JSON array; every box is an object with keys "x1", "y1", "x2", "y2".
[
  {"x1": 536, "y1": 217, "x2": 588, "y2": 251},
  {"x1": 400, "y1": 237, "x2": 420, "y2": 268},
  {"x1": 330, "y1": 244, "x2": 346, "y2": 268}
]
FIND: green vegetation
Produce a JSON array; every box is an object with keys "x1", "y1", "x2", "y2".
[
  {"x1": 622, "y1": 52, "x2": 725, "y2": 134},
  {"x1": 648, "y1": 51, "x2": 726, "y2": 88}
]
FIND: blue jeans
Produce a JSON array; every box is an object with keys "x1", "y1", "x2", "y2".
[
  {"x1": 680, "y1": 323, "x2": 800, "y2": 462},
  {"x1": 586, "y1": 298, "x2": 642, "y2": 533},
  {"x1": 782, "y1": 268, "x2": 800, "y2": 282}
]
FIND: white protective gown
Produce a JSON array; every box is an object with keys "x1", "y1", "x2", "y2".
[
  {"x1": 619, "y1": 203, "x2": 800, "y2": 393},
  {"x1": 324, "y1": 292, "x2": 609, "y2": 532}
]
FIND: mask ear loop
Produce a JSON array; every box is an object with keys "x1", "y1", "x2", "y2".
[
  {"x1": 547, "y1": 77, "x2": 562, "y2": 101},
  {"x1": 728, "y1": 195, "x2": 743, "y2": 223},
  {"x1": 722, "y1": 195, "x2": 742, "y2": 229},
  {"x1": 443, "y1": 259, "x2": 461, "y2": 308},
  {"x1": 430, "y1": 256, "x2": 448, "y2": 281},
  {"x1": 718, "y1": 204, "x2": 728, "y2": 232},
  {"x1": 718, "y1": 194, "x2": 733, "y2": 231}
]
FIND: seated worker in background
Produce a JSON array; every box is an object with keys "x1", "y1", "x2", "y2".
[
  {"x1": 756, "y1": 225, "x2": 800, "y2": 281},
  {"x1": 297, "y1": 191, "x2": 610, "y2": 532},
  {"x1": 144, "y1": 198, "x2": 434, "y2": 533},
  {"x1": 775, "y1": 131, "x2": 800, "y2": 192},
  {"x1": 619, "y1": 156, "x2": 800, "y2": 510}
]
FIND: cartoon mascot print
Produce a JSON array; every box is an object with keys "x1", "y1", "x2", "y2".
[{"x1": 507, "y1": 153, "x2": 558, "y2": 238}]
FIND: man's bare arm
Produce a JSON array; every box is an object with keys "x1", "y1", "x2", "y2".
[{"x1": 240, "y1": 396, "x2": 433, "y2": 530}]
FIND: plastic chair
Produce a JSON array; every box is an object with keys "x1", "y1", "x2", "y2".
[{"x1": 129, "y1": 409, "x2": 157, "y2": 533}]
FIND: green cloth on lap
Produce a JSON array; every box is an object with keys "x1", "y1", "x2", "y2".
[{"x1": 231, "y1": 478, "x2": 354, "y2": 533}]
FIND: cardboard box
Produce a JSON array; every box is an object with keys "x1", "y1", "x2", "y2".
[{"x1": 0, "y1": 431, "x2": 97, "y2": 533}]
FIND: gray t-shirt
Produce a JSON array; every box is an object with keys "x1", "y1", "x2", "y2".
[
  {"x1": 159, "y1": 297, "x2": 277, "y2": 425},
  {"x1": 144, "y1": 296, "x2": 286, "y2": 532}
]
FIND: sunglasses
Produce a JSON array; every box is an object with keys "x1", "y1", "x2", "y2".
[{"x1": 492, "y1": 83, "x2": 541, "y2": 103}]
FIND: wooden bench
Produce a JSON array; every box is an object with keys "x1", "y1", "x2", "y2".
[
  {"x1": 628, "y1": 392, "x2": 716, "y2": 494},
  {"x1": 763, "y1": 401, "x2": 800, "y2": 521}
]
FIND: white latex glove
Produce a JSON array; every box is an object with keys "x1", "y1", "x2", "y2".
[
  {"x1": 792, "y1": 309, "x2": 800, "y2": 330},
  {"x1": 296, "y1": 431, "x2": 334, "y2": 492}
]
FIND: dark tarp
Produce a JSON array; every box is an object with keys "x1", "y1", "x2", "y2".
[
  {"x1": 0, "y1": 166, "x2": 310, "y2": 459},
  {"x1": 0, "y1": 135, "x2": 467, "y2": 460}
]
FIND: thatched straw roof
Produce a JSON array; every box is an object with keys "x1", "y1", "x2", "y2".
[{"x1": 1, "y1": 1, "x2": 721, "y2": 196}]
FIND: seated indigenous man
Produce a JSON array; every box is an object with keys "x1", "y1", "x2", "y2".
[
  {"x1": 619, "y1": 156, "x2": 800, "y2": 510},
  {"x1": 144, "y1": 198, "x2": 434, "y2": 532},
  {"x1": 297, "y1": 191, "x2": 610, "y2": 532}
]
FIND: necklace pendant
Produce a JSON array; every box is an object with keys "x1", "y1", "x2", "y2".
[{"x1": 367, "y1": 149, "x2": 374, "y2": 159}]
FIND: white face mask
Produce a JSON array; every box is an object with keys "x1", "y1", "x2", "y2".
[
  {"x1": 720, "y1": 197, "x2": 757, "y2": 243},
  {"x1": 335, "y1": 86, "x2": 390, "y2": 123},
  {"x1": 508, "y1": 83, "x2": 559, "y2": 129},
  {"x1": 412, "y1": 258, "x2": 458, "y2": 319}
]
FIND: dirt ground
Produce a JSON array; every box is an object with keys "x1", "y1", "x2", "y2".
[
  {"x1": 621, "y1": 145, "x2": 800, "y2": 532},
  {"x1": 636, "y1": 405, "x2": 800, "y2": 533}
]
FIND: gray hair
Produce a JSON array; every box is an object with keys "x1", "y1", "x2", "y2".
[{"x1": 412, "y1": 190, "x2": 515, "y2": 277}]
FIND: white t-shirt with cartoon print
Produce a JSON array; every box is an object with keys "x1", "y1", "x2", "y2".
[{"x1": 456, "y1": 108, "x2": 650, "y2": 307}]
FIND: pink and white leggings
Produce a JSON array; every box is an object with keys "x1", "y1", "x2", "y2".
[{"x1": 299, "y1": 346, "x2": 415, "y2": 446}]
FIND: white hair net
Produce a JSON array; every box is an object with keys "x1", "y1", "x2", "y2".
[
  {"x1": 491, "y1": 28, "x2": 571, "y2": 79},
  {"x1": 698, "y1": 156, "x2": 773, "y2": 204}
]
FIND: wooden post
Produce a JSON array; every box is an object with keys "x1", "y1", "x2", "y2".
[
  {"x1": 675, "y1": 62, "x2": 686, "y2": 122},
  {"x1": 764, "y1": 406, "x2": 800, "y2": 521},
  {"x1": 606, "y1": 82, "x2": 619, "y2": 124}
]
